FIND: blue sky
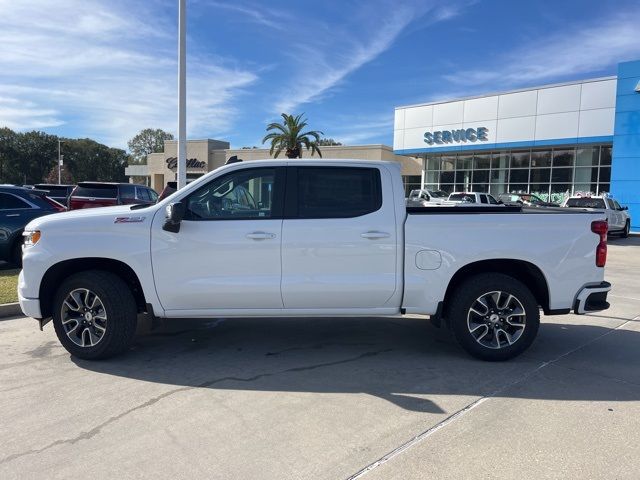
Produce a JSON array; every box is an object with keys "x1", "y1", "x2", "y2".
[{"x1": 1, "y1": 0, "x2": 640, "y2": 150}]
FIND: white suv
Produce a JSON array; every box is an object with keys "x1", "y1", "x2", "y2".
[{"x1": 563, "y1": 194, "x2": 631, "y2": 237}]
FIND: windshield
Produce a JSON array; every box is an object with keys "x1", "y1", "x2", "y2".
[{"x1": 565, "y1": 198, "x2": 606, "y2": 209}]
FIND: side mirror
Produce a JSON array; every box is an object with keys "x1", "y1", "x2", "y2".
[
  {"x1": 622, "y1": 206, "x2": 629, "y2": 211},
  {"x1": 163, "y1": 202, "x2": 186, "y2": 233}
]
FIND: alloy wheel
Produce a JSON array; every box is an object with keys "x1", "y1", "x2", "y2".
[
  {"x1": 60, "y1": 288, "x2": 108, "y2": 347},
  {"x1": 467, "y1": 290, "x2": 526, "y2": 349}
]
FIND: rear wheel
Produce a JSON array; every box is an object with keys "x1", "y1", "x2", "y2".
[
  {"x1": 447, "y1": 273, "x2": 540, "y2": 361},
  {"x1": 52, "y1": 271, "x2": 137, "y2": 360}
]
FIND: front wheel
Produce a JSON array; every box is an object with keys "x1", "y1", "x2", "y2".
[
  {"x1": 52, "y1": 270, "x2": 138, "y2": 360},
  {"x1": 621, "y1": 221, "x2": 630, "y2": 238},
  {"x1": 447, "y1": 273, "x2": 540, "y2": 361}
]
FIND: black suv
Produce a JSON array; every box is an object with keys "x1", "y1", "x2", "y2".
[{"x1": 0, "y1": 186, "x2": 66, "y2": 266}]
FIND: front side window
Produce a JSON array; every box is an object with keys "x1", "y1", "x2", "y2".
[
  {"x1": 487, "y1": 195, "x2": 499, "y2": 205},
  {"x1": 185, "y1": 168, "x2": 275, "y2": 220},
  {"x1": 295, "y1": 167, "x2": 381, "y2": 219}
]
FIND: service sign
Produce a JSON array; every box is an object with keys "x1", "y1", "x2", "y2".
[{"x1": 424, "y1": 127, "x2": 489, "y2": 145}]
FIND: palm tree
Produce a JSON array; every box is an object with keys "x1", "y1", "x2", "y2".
[{"x1": 262, "y1": 113, "x2": 323, "y2": 158}]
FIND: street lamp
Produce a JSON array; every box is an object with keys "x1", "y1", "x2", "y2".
[
  {"x1": 177, "y1": 0, "x2": 187, "y2": 189},
  {"x1": 57, "y1": 140, "x2": 64, "y2": 184}
]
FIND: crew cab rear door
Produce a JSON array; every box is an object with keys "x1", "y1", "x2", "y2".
[{"x1": 280, "y1": 165, "x2": 397, "y2": 309}]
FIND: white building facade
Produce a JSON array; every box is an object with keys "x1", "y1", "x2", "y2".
[{"x1": 394, "y1": 76, "x2": 617, "y2": 205}]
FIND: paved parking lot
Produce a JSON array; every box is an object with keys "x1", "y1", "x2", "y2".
[{"x1": 1, "y1": 237, "x2": 639, "y2": 479}]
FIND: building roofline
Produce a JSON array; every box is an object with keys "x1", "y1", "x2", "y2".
[
  {"x1": 225, "y1": 144, "x2": 394, "y2": 152},
  {"x1": 395, "y1": 75, "x2": 617, "y2": 110}
]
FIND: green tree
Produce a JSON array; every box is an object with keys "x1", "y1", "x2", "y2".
[
  {"x1": 127, "y1": 128, "x2": 174, "y2": 164},
  {"x1": 317, "y1": 138, "x2": 342, "y2": 146},
  {"x1": 0, "y1": 127, "x2": 18, "y2": 182},
  {"x1": 62, "y1": 138, "x2": 129, "y2": 183},
  {"x1": 262, "y1": 113, "x2": 323, "y2": 158},
  {"x1": 11, "y1": 131, "x2": 58, "y2": 185}
]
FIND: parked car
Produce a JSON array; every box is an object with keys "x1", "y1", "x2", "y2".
[
  {"x1": 68, "y1": 182, "x2": 158, "y2": 210},
  {"x1": 33, "y1": 184, "x2": 75, "y2": 205},
  {"x1": 448, "y1": 192, "x2": 501, "y2": 204},
  {"x1": 406, "y1": 189, "x2": 448, "y2": 207},
  {"x1": 0, "y1": 186, "x2": 65, "y2": 266},
  {"x1": 562, "y1": 194, "x2": 631, "y2": 237},
  {"x1": 498, "y1": 193, "x2": 559, "y2": 207},
  {"x1": 158, "y1": 181, "x2": 177, "y2": 202},
  {"x1": 20, "y1": 160, "x2": 611, "y2": 362}
]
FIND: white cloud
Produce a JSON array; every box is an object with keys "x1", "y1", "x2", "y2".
[
  {"x1": 271, "y1": 0, "x2": 467, "y2": 114},
  {"x1": 443, "y1": 10, "x2": 640, "y2": 88},
  {"x1": 0, "y1": 0, "x2": 258, "y2": 147}
]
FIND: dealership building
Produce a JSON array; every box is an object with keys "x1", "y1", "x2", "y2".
[
  {"x1": 125, "y1": 141, "x2": 422, "y2": 193},
  {"x1": 394, "y1": 59, "x2": 640, "y2": 229}
]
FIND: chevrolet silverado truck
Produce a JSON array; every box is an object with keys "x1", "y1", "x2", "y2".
[{"x1": 18, "y1": 160, "x2": 611, "y2": 361}]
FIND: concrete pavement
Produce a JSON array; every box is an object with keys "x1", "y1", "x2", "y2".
[{"x1": 1, "y1": 237, "x2": 639, "y2": 479}]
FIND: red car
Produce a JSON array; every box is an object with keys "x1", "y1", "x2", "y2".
[{"x1": 68, "y1": 182, "x2": 158, "y2": 210}]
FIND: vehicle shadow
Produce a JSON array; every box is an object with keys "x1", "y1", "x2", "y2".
[
  {"x1": 609, "y1": 236, "x2": 640, "y2": 246},
  {"x1": 72, "y1": 316, "x2": 640, "y2": 413}
]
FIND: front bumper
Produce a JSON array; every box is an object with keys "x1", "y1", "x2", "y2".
[
  {"x1": 574, "y1": 281, "x2": 611, "y2": 314},
  {"x1": 18, "y1": 292, "x2": 42, "y2": 319}
]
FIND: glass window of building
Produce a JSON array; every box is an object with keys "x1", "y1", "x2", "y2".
[
  {"x1": 510, "y1": 150, "x2": 530, "y2": 169},
  {"x1": 420, "y1": 144, "x2": 612, "y2": 201}
]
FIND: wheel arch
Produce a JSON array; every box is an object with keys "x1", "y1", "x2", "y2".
[
  {"x1": 442, "y1": 259, "x2": 551, "y2": 316},
  {"x1": 39, "y1": 258, "x2": 147, "y2": 318}
]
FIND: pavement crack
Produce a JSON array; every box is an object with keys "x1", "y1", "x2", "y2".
[{"x1": 0, "y1": 348, "x2": 391, "y2": 466}]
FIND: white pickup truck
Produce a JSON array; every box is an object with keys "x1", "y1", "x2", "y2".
[{"x1": 19, "y1": 160, "x2": 612, "y2": 361}]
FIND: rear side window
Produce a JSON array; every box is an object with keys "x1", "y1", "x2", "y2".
[
  {"x1": 0, "y1": 193, "x2": 32, "y2": 210},
  {"x1": 449, "y1": 193, "x2": 476, "y2": 203},
  {"x1": 480, "y1": 194, "x2": 488, "y2": 204},
  {"x1": 73, "y1": 184, "x2": 117, "y2": 199},
  {"x1": 135, "y1": 187, "x2": 150, "y2": 201},
  {"x1": 120, "y1": 184, "x2": 136, "y2": 200},
  {"x1": 565, "y1": 198, "x2": 606, "y2": 209},
  {"x1": 295, "y1": 167, "x2": 382, "y2": 219}
]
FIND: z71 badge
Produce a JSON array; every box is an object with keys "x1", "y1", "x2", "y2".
[{"x1": 114, "y1": 216, "x2": 146, "y2": 223}]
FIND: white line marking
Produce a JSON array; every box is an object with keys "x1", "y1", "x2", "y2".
[{"x1": 346, "y1": 318, "x2": 635, "y2": 480}]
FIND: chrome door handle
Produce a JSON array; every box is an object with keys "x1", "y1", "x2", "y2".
[
  {"x1": 360, "y1": 231, "x2": 390, "y2": 239},
  {"x1": 6, "y1": 214, "x2": 20, "y2": 217},
  {"x1": 246, "y1": 231, "x2": 276, "y2": 240}
]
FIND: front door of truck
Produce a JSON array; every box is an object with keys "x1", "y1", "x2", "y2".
[
  {"x1": 151, "y1": 167, "x2": 285, "y2": 313},
  {"x1": 280, "y1": 166, "x2": 398, "y2": 309}
]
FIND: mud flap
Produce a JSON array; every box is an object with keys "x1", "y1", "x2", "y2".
[{"x1": 39, "y1": 317, "x2": 52, "y2": 331}]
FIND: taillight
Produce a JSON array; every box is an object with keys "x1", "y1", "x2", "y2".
[{"x1": 591, "y1": 220, "x2": 608, "y2": 267}]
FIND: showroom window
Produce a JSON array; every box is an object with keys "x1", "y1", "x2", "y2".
[{"x1": 423, "y1": 145, "x2": 612, "y2": 202}]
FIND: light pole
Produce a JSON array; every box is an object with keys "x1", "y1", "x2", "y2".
[
  {"x1": 57, "y1": 140, "x2": 64, "y2": 184},
  {"x1": 177, "y1": 0, "x2": 187, "y2": 189}
]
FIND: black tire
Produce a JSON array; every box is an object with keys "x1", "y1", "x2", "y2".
[
  {"x1": 621, "y1": 221, "x2": 630, "y2": 238},
  {"x1": 52, "y1": 270, "x2": 137, "y2": 360},
  {"x1": 447, "y1": 273, "x2": 540, "y2": 361},
  {"x1": 10, "y1": 238, "x2": 23, "y2": 268}
]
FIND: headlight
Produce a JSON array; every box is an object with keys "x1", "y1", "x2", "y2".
[{"x1": 23, "y1": 230, "x2": 41, "y2": 248}]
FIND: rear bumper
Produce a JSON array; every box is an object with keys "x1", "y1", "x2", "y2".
[
  {"x1": 18, "y1": 293, "x2": 42, "y2": 319},
  {"x1": 573, "y1": 281, "x2": 611, "y2": 314}
]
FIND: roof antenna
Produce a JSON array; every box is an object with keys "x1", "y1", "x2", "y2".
[{"x1": 226, "y1": 155, "x2": 242, "y2": 165}]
